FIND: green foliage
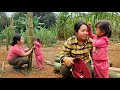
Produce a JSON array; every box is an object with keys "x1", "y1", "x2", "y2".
[
  {"x1": 34, "y1": 27, "x2": 57, "y2": 47},
  {"x1": 0, "y1": 30, "x2": 5, "y2": 44},
  {"x1": 0, "y1": 12, "x2": 120, "y2": 47},
  {"x1": 20, "y1": 30, "x2": 28, "y2": 44},
  {"x1": 55, "y1": 12, "x2": 73, "y2": 40},
  {"x1": 33, "y1": 12, "x2": 57, "y2": 28},
  {"x1": 0, "y1": 12, "x2": 9, "y2": 32},
  {"x1": 14, "y1": 14, "x2": 27, "y2": 33},
  {"x1": 20, "y1": 27, "x2": 57, "y2": 47},
  {"x1": 13, "y1": 12, "x2": 56, "y2": 32},
  {"x1": 33, "y1": 15, "x2": 45, "y2": 30},
  {"x1": 0, "y1": 27, "x2": 13, "y2": 45},
  {"x1": 55, "y1": 12, "x2": 120, "y2": 41}
]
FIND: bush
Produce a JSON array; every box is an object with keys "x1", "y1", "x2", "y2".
[{"x1": 34, "y1": 27, "x2": 57, "y2": 47}]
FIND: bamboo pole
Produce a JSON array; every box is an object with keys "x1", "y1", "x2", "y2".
[
  {"x1": 10, "y1": 17, "x2": 14, "y2": 35},
  {"x1": 5, "y1": 25, "x2": 9, "y2": 51},
  {"x1": 27, "y1": 12, "x2": 34, "y2": 71}
]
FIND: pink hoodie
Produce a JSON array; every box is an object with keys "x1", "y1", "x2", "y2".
[{"x1": 88, "y1": 29, "x2": 109, "y2": 60}]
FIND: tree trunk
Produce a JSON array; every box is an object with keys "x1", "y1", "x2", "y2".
[{"x1": 27, "y1": 12, "x2": 34, "y2": 71}]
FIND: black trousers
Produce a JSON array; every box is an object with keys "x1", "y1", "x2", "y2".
[{"x1": 8, "y1": 57, "x2": 29, "y2": 69}]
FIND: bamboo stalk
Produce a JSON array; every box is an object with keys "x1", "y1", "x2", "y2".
[
  {"x1": 10, "y1": 17, "x2": 14, "y2": 35},
  {"x1": 27, "y1": 12, "x2": 34, "y2": 71},
  {"x1": 5, "y1": 25, "x2": 9, "y2": 51}
]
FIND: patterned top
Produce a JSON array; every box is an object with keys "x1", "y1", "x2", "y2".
[{"x1": 60, "y1": 35, "x2": 93, "y2": 63}]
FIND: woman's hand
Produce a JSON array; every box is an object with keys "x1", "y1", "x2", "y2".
[
  {"x1": 25, "y1": 47, "x2": 29, "y2": 52},
  {"x1": 63, "y1": 57, "x2": 75, "y2": 67},
  {"x1": 31, "y1": 45, "x2": 35, "y2": 50}
]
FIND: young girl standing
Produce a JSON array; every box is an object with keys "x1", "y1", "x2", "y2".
[
  {"x1": 88, "y1": 20, "x2": 112, "y2": 78},
  {"x1": 33, "y1": 38, "x2": 43, "y2": 70}
]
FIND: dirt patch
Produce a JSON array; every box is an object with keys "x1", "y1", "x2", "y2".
[{"x1": 108, "y1": 41, "x2": 120, "y2": 68}]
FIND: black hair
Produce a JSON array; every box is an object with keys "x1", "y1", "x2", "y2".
[
  {"x1": 95, "y1": 20, "x2": 112, "y2": 38},
  {"x1": 11, "y1": 34, "x2": 22, "y2": 46},
  {"x1": 74, "y1": 21, "x2": 88, "y2": 35},
  {"x1": 33, "y1": 37, "x2": 41, "y2": 43},
  {"x1": 36, "y1": 38, "x2": 41, "y2": 43}
]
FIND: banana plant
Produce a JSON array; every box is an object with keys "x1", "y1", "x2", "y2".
[
  {"x1": 33, "y1": 15, "x2": 45, "y2": 34},
  {"x1": 14, "y1": 14, "x2": 26, "y2": 33}
]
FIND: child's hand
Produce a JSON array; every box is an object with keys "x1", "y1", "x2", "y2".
[
  {"x1": 87, "y1": 22, "x2": 92, "y2": 31},
  {"x1": 88, "y1": 22, "x2": 91, "y2": 25}
]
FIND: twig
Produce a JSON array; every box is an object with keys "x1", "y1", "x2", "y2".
[{"x1": 44, "y1": 60, "x2": 54, "y2": 66}]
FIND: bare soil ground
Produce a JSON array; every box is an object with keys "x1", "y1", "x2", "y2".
[{"x1": 0, "y1": 41, "x2": 120, "y2": 78}]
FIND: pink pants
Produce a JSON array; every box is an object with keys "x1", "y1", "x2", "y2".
[
  {"x1": 93, "y1": 60, "x2": 109, "y2": 78},
  {"x1": 35, "y1": 55, "x2": 43, "y2": 69}
]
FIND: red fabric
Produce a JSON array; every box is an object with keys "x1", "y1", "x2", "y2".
[{"x1": 72, "y1": 58, "x2": 92, "y2": 78}]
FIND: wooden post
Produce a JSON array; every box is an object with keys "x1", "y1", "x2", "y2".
[
  {"x1": 27, "y1": 12, "x2": 34, "y2": 71},
  {"x1": 10, "y1": 17, "x2": 14, "y2": 35},
  {"x1": 5, "y1": 25, "x2": 9, "y2": 51}
]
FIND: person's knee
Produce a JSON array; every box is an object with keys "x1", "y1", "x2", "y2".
[
  {"x1": 8, "y1": 61, "x2": 14, "y2": 65},
  {"x1": 61, "y1": 65, "x2": 72, "y2": 78},
  {"x1": 22, "y1": 57, "x2": 29, "y2": 64}
]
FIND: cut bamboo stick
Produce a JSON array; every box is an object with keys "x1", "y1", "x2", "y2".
[{"x1": 1, "y1": 62, "x2": 4, "y2": 71}]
